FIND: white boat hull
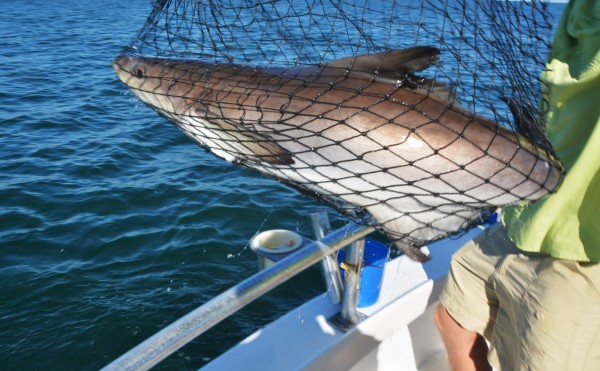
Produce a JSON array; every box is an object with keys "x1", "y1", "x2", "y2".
[{"x1": 202, "y1": 226, "x2": 487, "y2": 370}]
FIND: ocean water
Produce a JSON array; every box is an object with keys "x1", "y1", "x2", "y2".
[
  {"x1": 0, "y1": 0, "x2": 330, "y2": 369},
  {"x1": 0, "y1": 1, "x2": 565, "y2": 370}
]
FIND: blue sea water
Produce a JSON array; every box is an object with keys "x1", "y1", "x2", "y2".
[
  {"x1": 0, "y1": 0, "x2": 330, "y2": 369},
  {"x1": 0, "y1": 1, "x2": 565, "y2": 370}
]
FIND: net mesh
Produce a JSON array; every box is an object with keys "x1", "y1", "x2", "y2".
[{"x1": 114, "y1": 0, "x2": 565, "y2": 259}]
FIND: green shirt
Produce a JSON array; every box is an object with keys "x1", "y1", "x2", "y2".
[{"x1": 502, "y1": 0, "x2": 600, "y2": 262}]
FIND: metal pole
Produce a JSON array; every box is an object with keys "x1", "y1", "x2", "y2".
[
  {"x1": 102, "y1": 222, "x2": 374, "y2": 371},
  {"x1": 310, "y1": 211, "x2": 344, "y2": 304},
  {"x1": 340, "y1": 239, "x2": 364, "y2": 325}
]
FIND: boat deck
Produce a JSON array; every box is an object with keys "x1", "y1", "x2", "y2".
[{"x1": 202, "y1": 226, "x2": 486, "y2": 370}]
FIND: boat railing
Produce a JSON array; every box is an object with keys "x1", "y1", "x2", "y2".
[{"x1": 102, "y1": 216, "x2": 375, "y2": 371}]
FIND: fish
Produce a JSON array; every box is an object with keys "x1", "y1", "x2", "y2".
[{"x1": 113, "y1": 46, "x2": 563, "y2": 261}]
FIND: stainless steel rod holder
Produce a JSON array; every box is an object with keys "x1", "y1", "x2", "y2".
[
  {"x1": 310, "y1": 210, "x2": 344, "y2": 304},
  {"x1": 340, "y1": 238, "x2": 364, "y2": 325}
]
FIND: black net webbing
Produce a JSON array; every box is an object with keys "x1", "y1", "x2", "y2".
[{"x1": 113, "y1": 0, "x2": 565, "y2": 260}]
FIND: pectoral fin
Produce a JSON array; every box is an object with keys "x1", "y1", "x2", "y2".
[
  {"x1": 191, "y1": 108, "x2": 294, "y2": 165},
  {"x1": 235, "y1": 129, "x2": 295, "y2": 165},
  {"x1": 210, "y1": 119, "x2": 294, "y2": 165}
]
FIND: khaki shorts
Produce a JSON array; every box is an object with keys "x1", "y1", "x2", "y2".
[{"x1": 440, "y1": 223, "x2": 600, "y2": 371}]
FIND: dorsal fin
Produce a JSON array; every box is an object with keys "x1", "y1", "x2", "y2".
[
  {"x1": 326, "y1": 46, "x2": 440, "y2": 75},
  {"x1": 326, "y1": 47, "x2": 457, "y2": 103}
]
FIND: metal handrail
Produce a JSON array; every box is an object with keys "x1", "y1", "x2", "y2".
[{"x1": 102, "y1": 222, "x2": 374, "y2": 371}]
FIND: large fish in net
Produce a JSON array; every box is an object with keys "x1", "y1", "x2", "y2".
[{"x1": 113, "y1": 0, "x2": 565, "y2": 260}]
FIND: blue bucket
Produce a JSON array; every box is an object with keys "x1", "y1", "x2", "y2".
[{"x1": 338, "y1": 239, "x2": 388, "y2": 308}]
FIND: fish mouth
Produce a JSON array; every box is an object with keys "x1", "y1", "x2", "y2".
[{"x1": 112, "y1": 54, "x2": 137, "y2": 84}]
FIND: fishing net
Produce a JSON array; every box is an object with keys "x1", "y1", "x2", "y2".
[{"x1": 114, "y1": 0, "x2": 565, "y2": 259}]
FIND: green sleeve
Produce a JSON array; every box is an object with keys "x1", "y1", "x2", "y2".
[{"x1": 502, "y1": 0, "x2": 600, "y2": 262}]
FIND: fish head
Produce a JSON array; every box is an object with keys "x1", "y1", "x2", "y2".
[{"x1": 112, "y1": 54, "x2": 200, "y2": 114}]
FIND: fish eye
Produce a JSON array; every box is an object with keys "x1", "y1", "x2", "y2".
[{"x1": 134, "y1": 67, "x2": 144, "y2": 78}]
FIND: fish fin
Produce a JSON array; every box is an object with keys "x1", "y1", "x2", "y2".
[
  {"x1": 502, "y1": 96, "x2": 536, "y2": 130},
  {"x1": 326, "y1": 46, "x2": 440, "y2": 75},
  {"x1": 234, "y1": 129, "x2": 295, "y2": 165},
  {"x1": 407, "y1": 76, "x2": 458, "y2": 103},
  {"x1": 428, "y1": 81, "x2": 457, "y2": 103},
  {"x1": 395, "y1": 241, "x2": 431, "y2": 262},
  {"x1": 192, "y1": 113, "x2": 294, "y2": 165},
  {"x1": 501, "y1": 96, "x2": 552, "y2": 151},
  {"x1": 327, "y1": 47, "x2": 456, "y2": 103}
]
